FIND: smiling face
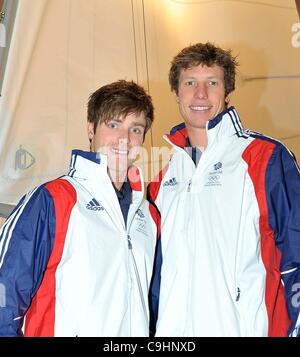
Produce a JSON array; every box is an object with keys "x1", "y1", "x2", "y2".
[
  {"x1": 175, "y1": 64, "x2": 228, "y2": 131},
  {"x1": 88, "y1": 112, "x2": 146, "y2": 179}
]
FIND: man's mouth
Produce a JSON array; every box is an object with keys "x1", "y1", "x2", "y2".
[
  {"x1": 189, "y1": 105, "x2": 211, "y2": 111},
  {"x1": 111, "y1": 148, "x2": 129, "y2": 155}
]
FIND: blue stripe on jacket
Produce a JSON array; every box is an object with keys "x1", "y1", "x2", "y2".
[
  {"x1": 264, "y1": 142, "x2": 300, "y2": 336},
  {"x1": 0, "y1": 185, "x2": 56, "y2": 336}
]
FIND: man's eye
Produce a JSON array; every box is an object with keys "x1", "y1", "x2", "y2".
[
  {"x1": 107, "y1": 122, "x2": 118, "y2": 129},
  {"x1": 132, "y1": 127, "x2": 142, "y2": 134},
  {"x1": 208, "y1": 80, "x2": 217, "y2": 86},
  {"x1": 185, "y1": 80, "x2": 195, "y2": 86}
]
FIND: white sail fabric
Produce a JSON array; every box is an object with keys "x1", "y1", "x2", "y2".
[
  {"x1": 0, "y1": 0, "x2": 150, "y2": 206},
  {"x1": 0, "y1": 0, "x2": 299, "y2": 210},
  {"x1": 0, "y1": 0, "x2": 47, "y2": 205}
]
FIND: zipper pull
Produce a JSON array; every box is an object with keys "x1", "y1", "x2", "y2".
[
  {"x1": 236, "y1": 287, "x2": 241, "y2": 302},
  {"x1": 187, "y1": 179, "x2": 192, "y2": 192},
  {"x1": 127, "y1": 235, "x2": 132, "y2": 250}
]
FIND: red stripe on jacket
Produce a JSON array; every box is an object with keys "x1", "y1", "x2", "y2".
[
  {"x1": 24, "y1": 179, "x2": 77, "y2": 336},
  {"x1": 243, "y1": 138, "x2": 290, "y2": 336},
  {"x1": 148, "y1": 164, "x2": 169, "y2": 239}
]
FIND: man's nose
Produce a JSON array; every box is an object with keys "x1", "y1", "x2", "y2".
[
  {"x1": 118, "y1": 134, "x2": 129, "y2": 148},
  {"x1": 194, "y1": 83, "x2": 208, "y2": 99}
]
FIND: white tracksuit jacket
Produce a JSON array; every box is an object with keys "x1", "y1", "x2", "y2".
[
  {"x1": 0, "y1": 150, "x2": 156, "y2": 336},
  {"x1": 148, "y1": 107, "x2": 300, "y2": 337}
]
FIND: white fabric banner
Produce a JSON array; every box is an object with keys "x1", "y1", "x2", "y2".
[
  {"x1": 0, "y1": 0, "x2": 150, "y2": 205},
  {"x1": 1, "y1": 0, "x2": 299, "y2": 208}
]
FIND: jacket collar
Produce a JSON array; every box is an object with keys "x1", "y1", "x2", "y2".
[
  {"x1": 165, "y1": 106, "x2": 247, "y2": 149},
  {"x1": 68, "y1": 150, "x2": 143, "y2": 192}
]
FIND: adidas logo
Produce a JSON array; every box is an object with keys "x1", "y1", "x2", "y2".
[
  {"x1": 86, "y1": 198, "x2": 104, "y2": 211},
  {"x1": 163, "y1": 177, "x2": 178, "y2": 187}
]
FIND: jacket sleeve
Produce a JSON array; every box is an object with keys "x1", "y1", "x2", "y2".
[
  {"x1": 266, "y1": 144, "x2": 300, "y2": 336},
  {"x1": 0, "y1": 185, "x2": 55, "y2": 336}
]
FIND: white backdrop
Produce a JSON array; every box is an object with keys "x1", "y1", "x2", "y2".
[
  {"x1": 0, "y1": 0, "x2": 299, "y2": 217},
  {"x1": 0, "y1": 0, "x2": 152, "y2": 207}
]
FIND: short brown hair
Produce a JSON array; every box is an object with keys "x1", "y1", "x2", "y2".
[
  {"x1": 169, "y1": 42, "x2": 238, "y2": 97},
  {"x1": 87, "y1": 80, "x2": 154, "y2": 135}
]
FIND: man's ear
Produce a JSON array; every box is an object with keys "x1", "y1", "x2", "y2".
[
  {"x1": 173, "y1": 90, "x2": 179, "y2": 103},
  {"x1": 87, "y1": 122, "x2": 94, "y2": 141}
]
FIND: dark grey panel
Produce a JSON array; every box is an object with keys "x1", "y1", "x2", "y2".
[
  {"x1": 0, "y1": 0, "x2": 19, "y2": 95},
  {"x1": 0, "y1": 203, "x2": 15, "y2": 218}
]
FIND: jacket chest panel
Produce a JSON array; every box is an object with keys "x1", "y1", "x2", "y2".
[{"x1": 160, "y1": 151, "x2": 261, "y2": 265}]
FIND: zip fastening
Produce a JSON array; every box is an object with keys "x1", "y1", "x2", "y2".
[
  {"x1": 125, "y1": 232, "x2": 132, "y2": 335},
  {"x1": 126, "y1": 232, "x2": 148, "y2": 319},
  {"x1": 236, "y1": 287, "x2": 241, "y2": 302},
  {"x1": 127, "y1": 234, "x2": 132, "y2": 250},
  {"x1": 129, "y1": 240, "x2": 149, "y2": 318}
]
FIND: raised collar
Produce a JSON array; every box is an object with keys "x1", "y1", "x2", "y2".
[
  {"x1": 68, "y1": 150, "x2": 143, "y2": 192},
  {"x1": 165, "y1": 106, "x2": 247, "y2": 149}
]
